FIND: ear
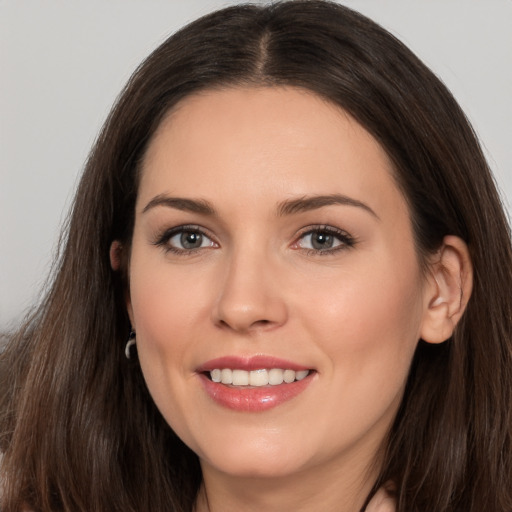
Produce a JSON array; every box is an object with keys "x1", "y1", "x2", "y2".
[
  {"x1": 109, "y1": 240, "x2": 135, "y2": 327},
  {"x1": 109, "y1": 240, "x2": 122, "y2": 271},
  {"x1": 420, "y1": 235, "x2": 473, "y2": 344}
]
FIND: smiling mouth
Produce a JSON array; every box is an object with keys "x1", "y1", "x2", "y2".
[
  {"x1": 206, "y1": 368, "x2": 311, "y2": 387},
  {"x1": 199, "y1": 361, "x2": 315, "y2": 411}
]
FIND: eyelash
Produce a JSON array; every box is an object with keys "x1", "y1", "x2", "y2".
[
  {"x1": 153, "y1": 224, "x2": 356, "y2": 256},
  {"x1": 293, "y1": 225, "x2": 356, "y2": 256},
  {"x1": 153, "y1": 224, "x2": 217, "y2": 255}
]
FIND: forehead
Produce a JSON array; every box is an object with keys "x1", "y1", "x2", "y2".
[{"x1": 139, "y1": 86, "x2": 405, "y2": 221}]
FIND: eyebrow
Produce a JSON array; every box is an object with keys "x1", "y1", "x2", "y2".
[
  {"x1": 277, "y1": 194, "x2": 379, "y2": 219},
  {"x1": 142, "y1": 193, "x2": 378, "y2": 219},
  {"x1": 142, "y1": 195, "x2": 216, "y2": 215}
]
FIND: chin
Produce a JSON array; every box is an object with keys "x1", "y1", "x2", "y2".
[
  {"x1": 203, "y1": 456, "x2": 308, "y2": 480},
  {"x1": 196, "y1": 435, "x2": 313, "y2": 479}
]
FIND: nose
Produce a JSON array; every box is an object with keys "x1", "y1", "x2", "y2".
[{"x1": 212, "y1": 248, "x2": 288, "y2": 334}]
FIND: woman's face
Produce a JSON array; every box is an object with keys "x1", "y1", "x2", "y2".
[{"x1": 127, "y1": 86, "x2": 433, "y2": 482}]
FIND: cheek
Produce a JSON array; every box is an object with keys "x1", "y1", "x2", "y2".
[
  {"x1": 129, "y1": 249, "x2": 211, "y2": 347},
  {"x1": 299, "y1": 251, "x2": 424, "y2": 383},
  {"x1": 130, "y1": 274, "x2": 190, "y2": 355},
  {"x1": 289, "y1": 256, "x2": 425, "y2": 450},
  {"x1": 127, "y1": 250, "x2": 214, "y2": 414}
]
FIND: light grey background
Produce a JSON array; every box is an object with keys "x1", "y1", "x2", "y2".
[{"x1": 1, "y1": 0, "x2": 511, "y2": 329}]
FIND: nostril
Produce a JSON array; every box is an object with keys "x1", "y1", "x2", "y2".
[
  {"x1": 216, "y1": 317, "x2": 273, "y2": 331},
  {"x1": 249, "y1": 319, "x2": 276, "y2": 331}
]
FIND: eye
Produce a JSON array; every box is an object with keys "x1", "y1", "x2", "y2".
[
  {"x1": 170, "y1": 230, "x2": 210, "y2": 250},
  {"x1": 154, "y1": 225, "x2": 217, "y2": 254},
  {"x1": 294, "y1": 226, "x2": 355, "y2": 254}
]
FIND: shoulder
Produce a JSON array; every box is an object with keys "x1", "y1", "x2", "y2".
[{"x1": 365, "y1": 487, "x2": 396, "y2": 512}]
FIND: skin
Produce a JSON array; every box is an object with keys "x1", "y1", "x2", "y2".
[{"x1": 121, "y1": 86, "x2": 471, "y2": 512}]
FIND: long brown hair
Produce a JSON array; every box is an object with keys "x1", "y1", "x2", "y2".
[{"x1": 1, "y1": 2, "x2": 511, "y2": 511}]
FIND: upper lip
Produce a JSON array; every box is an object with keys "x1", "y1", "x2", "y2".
[{"x1": 197, "y1": 355, "x2": 312, "y2": 372}]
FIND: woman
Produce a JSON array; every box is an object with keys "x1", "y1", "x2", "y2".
[{"x1": 1, "y1": 1, "x2": 511, "y2": 511}]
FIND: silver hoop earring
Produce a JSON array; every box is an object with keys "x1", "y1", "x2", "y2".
[{"x1": 125, "y1": 330, "x2": 136, "y2": 359}]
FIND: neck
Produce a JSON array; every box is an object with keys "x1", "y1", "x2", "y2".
[{"x1": 195, "y1": 451, "x2": 381, "y2": 512}]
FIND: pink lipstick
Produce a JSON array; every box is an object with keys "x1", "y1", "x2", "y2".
[{"x1": 197, "y1": 356, "x2": 314, "y2": 412}]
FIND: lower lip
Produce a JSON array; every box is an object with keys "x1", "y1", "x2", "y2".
[{"x1": 198, "y1": 373, "x2": 314, "y2": 412}]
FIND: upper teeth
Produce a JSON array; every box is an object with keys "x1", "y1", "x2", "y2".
[{"x1": 210, "y1": 368, "x2": 310, "y2": 386}]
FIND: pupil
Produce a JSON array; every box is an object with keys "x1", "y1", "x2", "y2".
[
  {"x1": 181, "y1": 231, "x2": 202, "y2": 249},
  {"x1": 312, "y1": 232, "x2": 333, "y2": 250}
]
